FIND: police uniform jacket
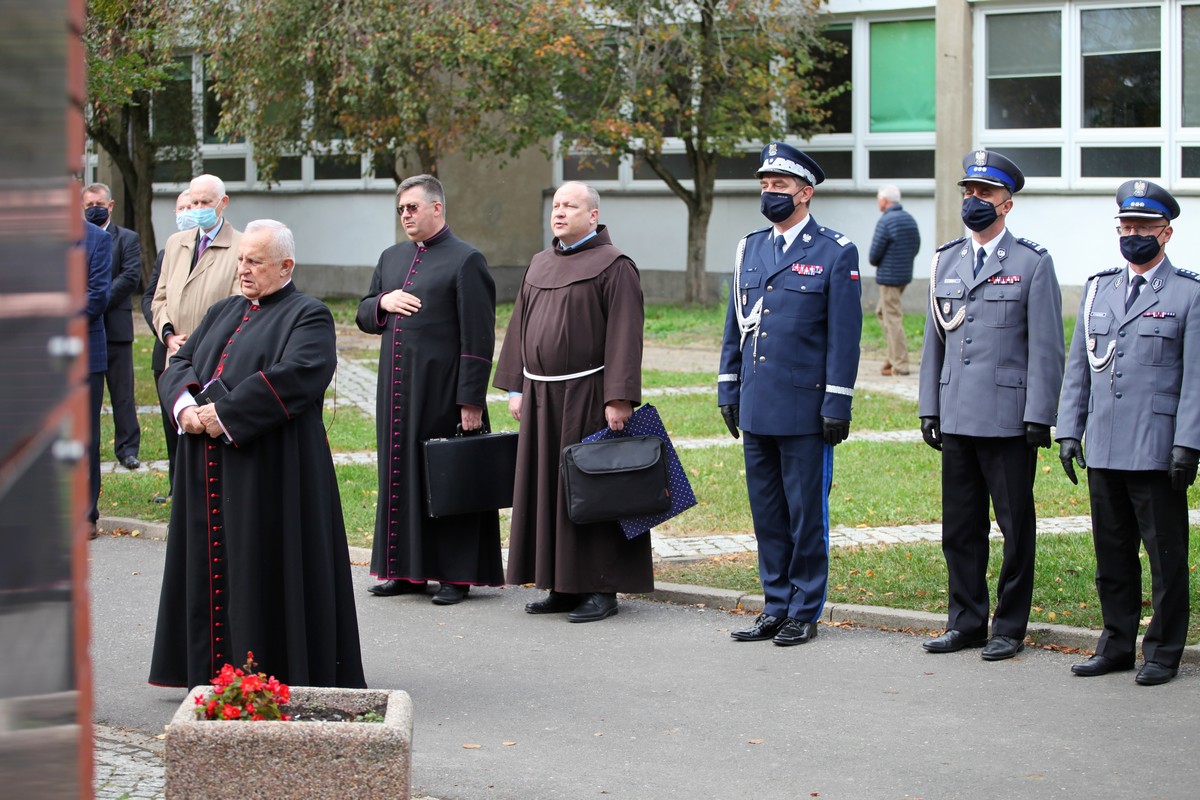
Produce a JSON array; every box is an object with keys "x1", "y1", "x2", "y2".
[
  {"x1": 1057, "y1": 257, "x2": 1200, "y2": 470},
  {"x1": 918, "y1": 229, "x2": 1064, "y2": 437},
  {"x1": 718, "y1": 216, "x2": 862, "y2": 436}
]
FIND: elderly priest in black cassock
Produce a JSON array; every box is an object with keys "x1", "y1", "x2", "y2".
[{"x1": 149, "y1": 219, "x2": 365, "y2": 690}]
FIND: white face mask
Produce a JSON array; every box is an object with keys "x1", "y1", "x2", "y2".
[{"x1": 176, "y1": 211, "x2": 200, "y2": 232}]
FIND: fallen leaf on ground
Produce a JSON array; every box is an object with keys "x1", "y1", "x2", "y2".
[
  {"x1": 502, "y1": 741, "x2": 516, "y2": 746},
  {"x1": 462, "y1": 743, "x2": 481, "y2": 749},
  {"x1": 747, "y1": 738, "x2": 763, "y2": 745}
]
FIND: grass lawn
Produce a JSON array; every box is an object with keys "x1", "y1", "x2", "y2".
[{"x1": 654, "y1": 529, "x2": 1200, "y2": 644}]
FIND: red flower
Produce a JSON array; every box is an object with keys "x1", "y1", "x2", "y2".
[
  {"x1": 222, "y1": 704, "x2": 242, "y2": 719},
  {"x1": 194, "y1": 652, "x2": 291, "y2": 723}
]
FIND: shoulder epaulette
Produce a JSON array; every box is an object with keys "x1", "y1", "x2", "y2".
[
  {"x1": 1175, "y1": 267, "x2": 1200, "y2": 282},
  {"x1": 936, "y1": 236, "x2": 966, "y2": 253},
  {"x1": 742, "y1": 226, "x2": 772, "y2": 243},
  {"x1": 817, "y1": 226, "x2": 852, "y2": 247},
  {"x1": 1017, "y1": 237, "x2": 1047, "y2": 254},
  {"x1": 1088, "y1": 267, "x2": 1121, "y2": 281}
]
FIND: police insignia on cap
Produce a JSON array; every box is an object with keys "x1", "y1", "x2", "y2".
[
  {"x1": 768, "y1": 143, "x2": 777, "y2": 156},
  {"x1": 1134, "y1": 180, "x2": 1147, "y2": 197},
  {"x1": 975, "y1": 151, "x2": 987, "y2": 166}
]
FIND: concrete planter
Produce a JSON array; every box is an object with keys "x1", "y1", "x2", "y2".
[{"x1": 165, "y1": 685, "x2": 414, "y2": 800}]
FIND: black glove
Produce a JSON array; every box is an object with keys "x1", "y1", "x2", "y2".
[
  {"x1": 1058, "y1": 438, "x2": 1086, "y2": 485},
  {"x1": 920, "y1": 417, "x2": 942, "y2": 451},
  {"x1": 822, "y1": 416, "x2": 850, "y2": 447},
  {"x1": 1169, "y1": 446, "x2": 1199, "y2": 492},
  {"x1": 719, "y1": 404, "x2": 740, "y2": 439},
  {"x1": 1025, "y1": 422, "x2": 1052, "y2": 449}
]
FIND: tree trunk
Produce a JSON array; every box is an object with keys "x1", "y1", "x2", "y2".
[
  {"x1": 684, "y1": 195, "x2": 712, "y2": 306},
  {"x1": 127, "y1": 96, "x2": 157, "y2": 287}
]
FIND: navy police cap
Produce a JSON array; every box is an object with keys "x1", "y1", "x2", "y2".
[
  {"x1": 756, "y1": 142, "x2": 825, "y2": 186},
  {"x1": 1115, "y1": 179, "x2": 1180, "y2": 220},
  {"x1": 958, "y1": 149, "x2": 1025, "y2": 194}
]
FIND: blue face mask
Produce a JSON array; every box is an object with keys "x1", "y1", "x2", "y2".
[
  {"x1": 961, "y1": 195, "x2": 1000, "y2": 232},
  {"x1": 176, "y1": 211, "x2": 200, "y2": 232},
  {"x1": 760, "y1": 190, "x2": 800, "y2": 224},
  {"x1": 188, "y1": 207, "x2": 219, "y2": 230},
  {"x1": 1119, "y1": 234, "x2": 1162, "y2": 266},
  {"x1": 84, "y1": 206, "x2": 109, "y2": 227}
]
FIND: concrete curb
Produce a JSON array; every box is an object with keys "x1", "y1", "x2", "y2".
[
  {"x1": 647, "y1": 581, "x2": 1200, "y2": 665},
  {"x1": 100, "y1": 521, "x2": 1200, "y2": 666}
]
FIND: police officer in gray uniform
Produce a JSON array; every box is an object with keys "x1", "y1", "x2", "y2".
[
  {"x1": 918, "y1": 150, "x2": 1064, "y2": 661},
  {"x1": 1057, "y1": 180, "x2": 1199, "y2": 686},
  {"x1": 719, "y1": 142, "x2": 863, "y2": 647}
]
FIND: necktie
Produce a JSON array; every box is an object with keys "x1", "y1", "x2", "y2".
[
  {"x1": 197, "y1": 234, "x2": 210, "y2": 259},
  {"x1": 973, "y1": 247, "x2": 986, "y2": 277},
  {"x1": 774, "y1": 234, "x2": 786, "y2": 265},
  {"x1": 1125, "y1": 274, "x2": 1146, "y2": 312}
]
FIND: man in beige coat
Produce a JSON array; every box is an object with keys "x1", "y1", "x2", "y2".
[{"x1": 150, "y1": 174, "x2": 241, "y2": 495}]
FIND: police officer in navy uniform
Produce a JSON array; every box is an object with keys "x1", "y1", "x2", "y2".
[
  {"x1": 918, "y1": 150, "x2": 1064, "y2": 660},
  {"x1": 719, "y1": 142, "x2": 863, "y2": 646},
  {"x1": 1057, "y1": 180, "x2": 1198, "y2": 686}
]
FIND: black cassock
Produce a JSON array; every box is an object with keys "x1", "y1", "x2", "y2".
[
  {"x1": 357, "y1": 226, "x2": 503, "y2": 586},
  {"x1": 150, "y1": 283, "x2": 365, "y2": 689}
]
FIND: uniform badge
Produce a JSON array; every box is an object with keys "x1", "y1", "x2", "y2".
[
  {"x1": 997, "y1": 248, "x2": 1006, "y2": 259},
  {"x1": 974, "y1": 151, "x2": 987, "y2": 166},
  {"x1": 988, "y1": 275, "x2": 1021, "y2": 285},
  {"x1": 960, "y1": 247, "x2": 969, "y2": 257},
  {"x1": 1143, "y1": 311, "x2": 1177, "y2": 318},
  {"x1": 1088, "y1": 337, "x2": 1097, "y2": 352},
  {"x1": 944, "y1": 278, "x2": 962, "y2": 284},
  {"x1": 1134, "y1": 180, "x2": 1147, "y2": 197},
  {"x1": 942, "y1": 301, "x2": 952, "y2": 315},
  {"x1": 768, "y1": 143, "x2": 777, "y2": 156},
  {"x1": 742, "y1": 293, "x2": 748, "y2": 305},
  {"x1": 792, "y1": 264, "x2": 824, "y2": 276},
  {"x1": 1152, "y1": 277, "x2": 1164, "y2": 291},
  {"x1": 802, "y1": 233, "x2": 812, "y2": 243}
]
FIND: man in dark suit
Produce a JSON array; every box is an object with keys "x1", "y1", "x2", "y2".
[
  {"x1": 718, "y1": 142, "x2": 863, "y2": 647},
  {"x1": 83, "y1": 182, "x2": 142, "y2": 470},
  {"x1": 83, "y1": 220, "x2": 112, "y2": 539},
  {"x1": 918, "y1": 151, "x2": 1064, "y2": 661},
  {"x1": 1057, "y1": 180, "x2": 1199, "y2": 686}
]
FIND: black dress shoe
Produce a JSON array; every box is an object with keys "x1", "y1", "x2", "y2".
[
  {"x1": 367, "y1": 580, "x2": 428, "y2": 597},
  {"x1": 1136, "y1": 661, "x2": 1179, "y2": 686},
  {"x1": 526, "y1": 591, "x2": 581, "y2": 614},
  {"x1": 88, "y1": 523, "x2": 99, "y2": 541},
  {"x1": 567, "y1": 593, "x2": 618, "y2": 623},
  {"x1": 431, "y1": 583, "x2": 470, "y2": 605},
  {"x1": 773, "y1": 619, "x2": 818, "y2": 647},
  {"x1": 1071, "y1": 654, "x2": 1135, "y2": 677},
  {"x1": 981, "y1": 634, "x2": 1025, "y2": 661},
  {"x1": 730, "y1": 614, "x2": 786, "y2": 642},
  {"x1": 121, "y1": 455, "x2": 141, "y2": 470},
  {"x1": 152, "y1": 494, "x2": 171, "y2": 504},
  {"x1": 922, "y1": 629, "x2": 987, "y2": 653}
]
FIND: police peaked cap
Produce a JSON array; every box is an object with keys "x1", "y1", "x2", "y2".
[
  {"x1": 755, "y1": 142, "x2": 825, "y2": 186},
  {"x1": 958, "y1": 149, "x2": 1024, "y2": 194},
  {"x1": 1115, "y1": 179, "x2": 1181, "y2": 220}
]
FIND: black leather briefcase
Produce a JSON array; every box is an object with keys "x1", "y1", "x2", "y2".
[
  {"x1": 422, "y1": 429, "x2": 519, "y2": 517},
  {"x1": 560, "y1": 435, "x2": 671, "y2": 525}
]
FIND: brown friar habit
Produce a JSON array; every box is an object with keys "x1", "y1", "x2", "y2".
[
  {"x1": 356, "y1": 226, "x2": 503, "y2": 586},
  {"x1": 494, "y1": 225, "x2": 652, "y2": 593},
  {"x1": 150, "y1": 283, "x2": 366, "y2": 689}
]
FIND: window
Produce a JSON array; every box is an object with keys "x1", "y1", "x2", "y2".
[
  {"x1": 869, "y1": 20, "x2": 935, "y2": 133},
  {"x1": 1182, "y1": 5, "x2": 1200, "y2": 126},
  {"x1": 986, "y1": 12, "x2": 1062, "y2": 129},
  {"x1": 1081, "y1": 7, "x2": 1161, "y2": 128},
  {"x1": 151, "y1": 53, "x2": 390, "y2": 192}
]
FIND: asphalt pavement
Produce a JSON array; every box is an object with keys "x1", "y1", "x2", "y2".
[{"x1": 92, "y1": 534, "x2": 1200, "y2": 800}]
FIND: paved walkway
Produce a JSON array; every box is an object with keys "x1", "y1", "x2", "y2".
[{"x1": 92, "y1": 351, "x2": 1195, "y2": 798}]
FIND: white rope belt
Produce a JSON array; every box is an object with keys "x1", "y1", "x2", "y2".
[{"x1": 523, "y1": 365, "x2": 605, "y2": 382}]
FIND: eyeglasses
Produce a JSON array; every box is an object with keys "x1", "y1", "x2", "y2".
[
  {"x1": 396, "y1": 203, "x2": 422, "y2": 217},
  {"x1": 1115, "y1": 224, "x2": 1167, "y2": 236}
]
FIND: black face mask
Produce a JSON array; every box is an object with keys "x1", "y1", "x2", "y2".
[
  {"x1": 961, "y1": 195, "x2": 999, "y2": 232},
  {"x1": 760, "y1": 190, "x2": 800, "y2": 224},
  {"x1": 84, "y1": 206, "x2": 110, "y2": 227},
  {"x1": 1120, "y1": 233, "x2": 1162, "y2": 266}
]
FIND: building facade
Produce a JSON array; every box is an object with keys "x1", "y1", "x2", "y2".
[{"x1": 93, "y1": 0, "x2": 1200, "y2": 304}]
